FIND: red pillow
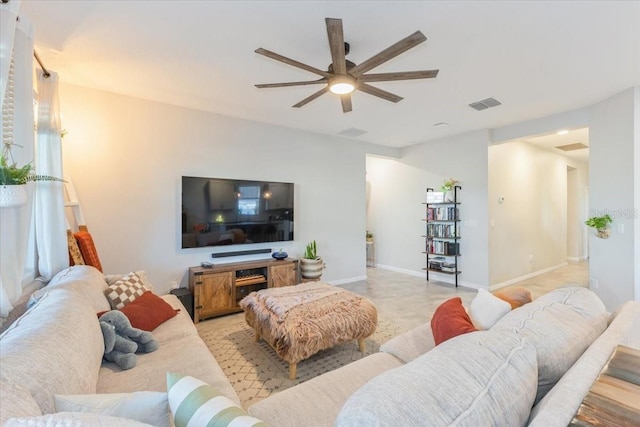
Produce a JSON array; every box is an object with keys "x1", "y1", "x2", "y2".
[
  {"x1": 431, "y1": 297, "x2": 478, "y2": 346},
  {"x1": 74, "y1": 230, "x2": 103, "y2": 272},
  {"x1": 119, "y1": 291, "x2": 178, "y2": 331}
]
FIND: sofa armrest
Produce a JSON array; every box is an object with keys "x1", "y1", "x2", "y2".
[{"x1": 379, "y1": 322, "x2": 435, "y2": 363}]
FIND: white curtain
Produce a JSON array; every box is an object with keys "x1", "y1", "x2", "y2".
[
  {"x1": 0, "y1": 0, "x2": 36, "y2": 317},
  {"x1": 35, "y1": 69, "x2": 67, "y2": 280}
]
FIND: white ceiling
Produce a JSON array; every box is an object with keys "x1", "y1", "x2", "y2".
[{"x1": 20, "y1": 1, "x2": 640, "y2": 148}]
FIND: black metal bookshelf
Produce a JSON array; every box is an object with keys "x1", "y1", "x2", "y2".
[{"x1": 422, "y1": 186, "x2": 462, "y2": 287}]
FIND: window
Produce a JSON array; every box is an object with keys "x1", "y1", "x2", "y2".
[{"x1": 237, "y1": 185, "x2": 260, "y2": 215}]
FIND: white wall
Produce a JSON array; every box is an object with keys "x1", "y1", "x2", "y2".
[
  {"x1": 588, "y1": 87, "x2": 638, "y2": 310},
  {"x1": 366, "y1": 130, "x2": 490, "y2": 289},
  {"x1": 58, "y1": 83, "x2": 396, "y2": 293},
  {"x1": 488, "y1": 141, "x2": 588, "y2": 286},
  {"x1": 566, "y1": 165, "x2": 590, "y2": 261}
]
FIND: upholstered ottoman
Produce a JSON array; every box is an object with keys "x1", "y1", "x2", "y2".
[{"x1": 239, "y1": 282, "x2": 377, "y2": 379}]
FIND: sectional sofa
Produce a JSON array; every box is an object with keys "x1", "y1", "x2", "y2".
[
  {"x1": 0, "y1": 266, "x2": 237, "y2": 425},
  {"x1": 0, "y1": 265, "x2": 638, "y2": 426},
  {"x1": 248, "y1": 286, "x2": 640, "y2": 426}
]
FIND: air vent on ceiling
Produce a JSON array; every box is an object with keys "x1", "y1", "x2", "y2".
[
  {"x1": 338, "y1": 128, "x2": 368, "y2": 137},
  {"x1": 468, "y1": 97, "x2": 502, "y2": 111},
  {"x1": 555, "y1": 143, "x2": 589, "y2": 151}
]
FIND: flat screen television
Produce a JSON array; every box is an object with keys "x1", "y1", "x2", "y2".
[{"x1": 181, "y1": 176, "x2": 294, "y2": 249}]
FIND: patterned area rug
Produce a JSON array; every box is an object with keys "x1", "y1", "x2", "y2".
[{"x1": 197, "y1": 313, "x2": 406, "y2": 407}]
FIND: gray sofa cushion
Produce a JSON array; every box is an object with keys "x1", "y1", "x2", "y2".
[
  {"x1": 379, "y1": 322, "x2": 435, "y2": 363},
  {"x1": 491, "y1": 286, "x2": 607, "y2": 404},
  {"x1": 528, "y1": 300, "x2": 640, "y2": 426},
  {"x1": 0, "y1": 289, "x2": 104, "y2": 414},
  {"x1": 248, "y1": 352, "x2": 403, "y2": 427},
  {"x1": 335, "y1": 331, "x2": 538, "y2": 427}
]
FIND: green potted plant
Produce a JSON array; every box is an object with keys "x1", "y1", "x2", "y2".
[
  {"x1": 0, "y1": 153, "x2": 65, "y2": 208},
  {"x1": 441, "y1": 178, "x2": 460, "y2": 202},
  {"x1": 300, "y1": 240, "x2": 324, "y2": 280},
  {"x1": 585, "y1": 214, "x2": 613, "y2": 239}
]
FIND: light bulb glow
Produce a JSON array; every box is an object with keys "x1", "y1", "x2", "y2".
[
  {"x1": 329, "y1": 75, "x2": 356, "y2": 95},
  {"x1": 330, "y1": 82, "x2": 355, "y2": 94}
]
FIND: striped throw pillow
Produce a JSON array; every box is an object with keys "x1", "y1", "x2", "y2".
[{"x1": 166, "y1": 373, "x2": 269, "y2": 427}]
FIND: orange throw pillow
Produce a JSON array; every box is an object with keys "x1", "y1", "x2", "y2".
[
  {"x1": 73, "y1": 230, "x2": 103, "y2": 272},
  {"x1": 119, "y1": 291, "x2": 178, "y2": 331},
  {"x1": 431, "y1": 297, "x2": 478, "y2": 346},
  {"x1": 493, "y1": 288, "x2": 533, "y2": 309}
]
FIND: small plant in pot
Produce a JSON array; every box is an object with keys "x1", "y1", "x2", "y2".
[
  {"x1": 0, "y1": 153, "x2": 65, "y2": 208},
  {"x1": 300, "y1": 240, "x2": 324, "y2": 280},
  {"x1": 585, "y1": 214, "x2": 613, "y2": 239},
  {"x1": 441, "y1": 178, "x2": 460, "y2": 202}
]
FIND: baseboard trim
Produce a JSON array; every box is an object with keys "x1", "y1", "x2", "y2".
[
  {"x1": 328, "y1": 275, "x2": 367, "y2": 286},
  {"x1": 374, "y1": 264, "x2": 424, "y2": 278},
  {"x1": 567, "y1": 256, "x2": 588, "y2": 262},
  {"x1": 490, "y1": 262, "x2": 568, "y2": 291},
  {"x1": 375, "y1": 264, "x2": 483, "y2": 290}
]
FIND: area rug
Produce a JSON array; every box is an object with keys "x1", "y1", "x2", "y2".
[{"x1": 196, "y1": 313, "x2": 406, "y2": 407}]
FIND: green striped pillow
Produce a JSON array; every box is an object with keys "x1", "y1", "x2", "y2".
[{"x1": 166, "y1": 372, "x2": 269, "y2": 427}]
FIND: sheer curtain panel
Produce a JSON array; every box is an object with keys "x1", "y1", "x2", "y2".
[
  {"x1": 35, "y1": 69, "x2": 68, "y2": 280},
  {"x1": 0, "y1": 0, "x2": 36, "y2": 317}
]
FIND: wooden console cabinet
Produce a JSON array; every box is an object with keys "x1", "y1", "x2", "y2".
[{"x1": 189, "y1": 258, "x2": 299, "y2": 323}]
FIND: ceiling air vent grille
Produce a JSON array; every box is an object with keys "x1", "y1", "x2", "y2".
[
  {"x1": 469, "y1": 98, "x2": 502, "y2": 111},
  {"x1": 338, "y1": 128, "x2": 368, "y2": 137},
  {"x1": 555, "y1": 143, "x2": 589, "y2": 151}
]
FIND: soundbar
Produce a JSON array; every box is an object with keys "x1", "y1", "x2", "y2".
[{"x1": 211, "y1": 248, "x2": 271, "y2": 258}]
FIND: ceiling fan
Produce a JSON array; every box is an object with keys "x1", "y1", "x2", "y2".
[{"x1": 254, "y1": 18, "x2": 439, "y2": 113}]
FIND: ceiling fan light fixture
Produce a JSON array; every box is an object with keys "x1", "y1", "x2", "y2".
[{"x1": 329, "y1": 75, "x2": 356, "y2": 94}]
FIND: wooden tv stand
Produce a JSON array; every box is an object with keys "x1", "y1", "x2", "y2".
[{"x1": 188, "y1": 258, "x2": 299, "y2": 323}]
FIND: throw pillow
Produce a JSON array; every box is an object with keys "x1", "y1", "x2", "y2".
[
  {"x1": 74, "y1": 230, "x2": 103, "y2": 272},
  {"x1": 167, "y1": 372, "x2": 269, "y2": 427},
  {"x1": 54, "y1": 391, "x2": 169, "y2": 427},
  {"x1": 120, "y1": 291, "x2": 178, "y2": 331},
  {"x1": 469, "y1": 288, "x2": 512, "y2": 330},
  {"x1": 105, "y1": 270, "x2": 155, "y2": 293},
  {"x1": 104, "y1": 272, "x2": 148, "y2": 309},
  {"x1": 430, "y1": 297, "x2": 477, "y2": 346},
  {"x1": 67, "y1": 229, "x2": 85, "y2": 266},
  {"x1": 493, "y1": 287, "x2": 533, "y2": 309}
]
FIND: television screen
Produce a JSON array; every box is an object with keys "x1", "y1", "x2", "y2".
[{"x1": 181, "y1": 176, "x2": 294, "y2": 249}]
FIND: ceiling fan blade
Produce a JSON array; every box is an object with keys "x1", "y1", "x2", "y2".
[
  {"x1": 341, "y1": 94, "x2": 352, "y2": 113},
  {"x1": 255, "y1": 78, "x2": 328, "y2": 89},
  {"x1": 326, "y1": 18, "x2": 346, "y2": 75},
  {"x1": 255, "y1": 48, "x2": 330, "y2": 78},
  {"x1": 361, "y1": 70, "x2": 439, "y2": 82},
  {"x1": 358, "y1": 83, "x2": 403, "y2": 103},
  {"x1": 349, "y1": 31, "x2": 427, "y2": 77},
  {"x1": 292, "y1": 87, "x2": 329, "y2": 108}
]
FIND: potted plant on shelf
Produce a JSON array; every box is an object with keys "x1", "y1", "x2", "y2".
[
  {"x1": 300, "y1": 240, "x2": 324, "y2": 280},
  {"x1": 441, "y1": 178, "x2": 460, "y2": 202},
  {"x1": 585, "y1": 214, "x2": 613, "y2": 239},
  {"x1": 0, "y1": 153, "x2": 65, "y2": 208}
]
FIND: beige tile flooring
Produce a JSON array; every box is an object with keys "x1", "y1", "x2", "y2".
[{"x1": 205, "y1": 260, "x2": 588, "y2": 336}]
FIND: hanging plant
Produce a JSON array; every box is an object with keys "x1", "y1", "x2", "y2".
[
  {"x1": 0, "y1": 154, "x2": 64, "y2": 185},
  {"x1": 585, "y1": 214, "x2": 613, "y2": 239}
]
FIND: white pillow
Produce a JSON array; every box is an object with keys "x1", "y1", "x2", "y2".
[
  {"x1": 54, "y1": 392, "x2": 169, "y2": 427},
  {"x1": 167, "y1": 372, "x2": 267, "y2": 427},
  {"x1": 469, "y1": 288, "x2": 511, "y2": 330}
]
